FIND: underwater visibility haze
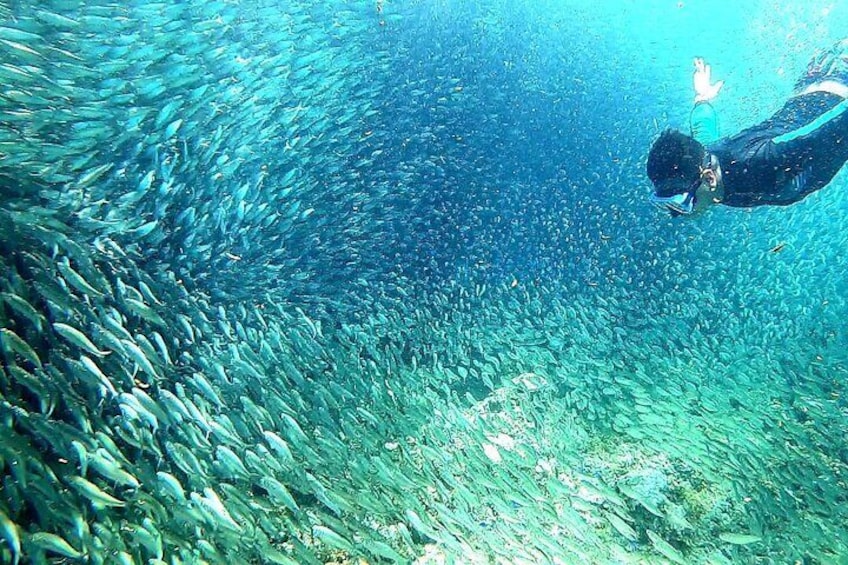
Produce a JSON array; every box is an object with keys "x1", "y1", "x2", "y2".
[{"x1": 2, "y1": 0, "x2": 848, "y2": 563}]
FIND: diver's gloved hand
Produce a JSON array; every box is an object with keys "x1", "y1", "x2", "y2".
[{"x1": 693, "y1": 57, "x2": 724, "y2": 103}]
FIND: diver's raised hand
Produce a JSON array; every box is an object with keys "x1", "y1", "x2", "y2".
[{"x1": 693, "y1": 57, "x2": 724, "y2": 103}]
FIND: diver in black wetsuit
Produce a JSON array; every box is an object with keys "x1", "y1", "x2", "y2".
[{"x1": 647, "y1": 40, "x2": 848, "y2": 216}]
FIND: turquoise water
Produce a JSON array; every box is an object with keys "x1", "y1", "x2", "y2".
[{"x1": 2, "y1": 1, "x2": 848, "y2": 563}]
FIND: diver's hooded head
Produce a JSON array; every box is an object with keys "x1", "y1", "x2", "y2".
[{"x1": 647, "y1": 129, "x2": 705, "y2": 197}]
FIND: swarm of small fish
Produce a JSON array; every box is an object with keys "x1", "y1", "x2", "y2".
[
  {"x1": 0, "y1": 1, "x2": 429, "y2": 563},
  {"x1": 0, "y1": 204, "x2": 417, "y2": 563},
  {"x1": 0, "y1": 0, "x2": 415, "y2": 307},
  {"x1": 2, "y1": 0, "x2": 848, "y2": 563}
]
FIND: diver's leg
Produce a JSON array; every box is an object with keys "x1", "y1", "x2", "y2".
[{"x1": 793, "y1": 39, "x2": 848, "y2": 95}]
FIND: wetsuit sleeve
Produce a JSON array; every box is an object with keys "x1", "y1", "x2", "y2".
[{"x1": 689, "y1": 102, "x2": 720, "y2": 145}]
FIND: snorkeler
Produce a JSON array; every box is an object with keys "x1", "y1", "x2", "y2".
[{"x1": 647, "y1": 40, "x2": 848, "y2": 216}]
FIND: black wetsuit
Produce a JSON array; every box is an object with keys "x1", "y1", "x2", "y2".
[{"x1": 707, "y1": 92, "x2": 848, "y2": 207}]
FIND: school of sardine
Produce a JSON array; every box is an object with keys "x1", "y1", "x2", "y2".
[{"x1": 1, "y1": 0, "x2": 848, "y2": 563}]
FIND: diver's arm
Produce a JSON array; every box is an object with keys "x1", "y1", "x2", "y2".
[
  {"x1": 690, "y1": 58, "x2": 723, "y2": 144},
  {"x1": 690, "y1": 101, "x2": 719, "y2": 144}
]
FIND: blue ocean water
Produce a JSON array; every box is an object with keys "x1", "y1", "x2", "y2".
[
  {"x1": 2, "y1": 0, "x2": 848, "y2": 563},
  {"x1": 386, "y1": 0, "x2": 848, "y2": 286}
]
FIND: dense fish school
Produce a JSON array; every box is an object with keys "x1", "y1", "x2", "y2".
[{"x1": 2, "y1": 0, "x2": 848, "y2": 563}]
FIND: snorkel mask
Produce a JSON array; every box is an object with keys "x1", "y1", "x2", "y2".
[
  {"x1": 650, "y1": 176, "x2": 701, "y2": 216},
  {"x1": 650, "y1": 153, "x2": 716, "y2": 216}
]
